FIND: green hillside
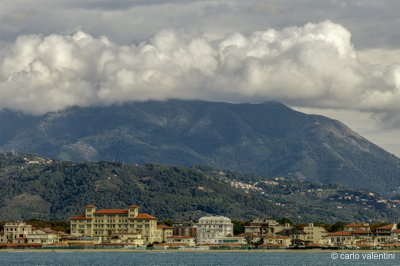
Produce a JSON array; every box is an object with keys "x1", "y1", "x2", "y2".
[{"x1": 1, "y1": 152, "x2": 399, "y2": 223}]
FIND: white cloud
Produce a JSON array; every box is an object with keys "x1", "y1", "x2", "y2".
[{"x1": 0, "y1": 20, "x2": 399, "y2": 115}]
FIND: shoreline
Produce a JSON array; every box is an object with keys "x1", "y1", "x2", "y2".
[{"x1": 1, "y1": 249, "x2": 400, "y2": 253}]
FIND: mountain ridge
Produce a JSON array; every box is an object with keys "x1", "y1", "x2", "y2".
[{"x1": 1, "y1": 100, "x2": 400, "y2": 196}]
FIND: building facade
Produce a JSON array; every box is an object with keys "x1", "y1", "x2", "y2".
[
  {"x1": 173, "y1": 221, "x2": 197, "y2": 237},
  {"x1": 69, "y1": 205, "x2": 163, "y2": 244},
  {"x1": 303, "y1": 223, "x2": 327, "y2": 243},
  {"x1": 196, "y1": 215, "x2": 233, "y2": 244},
  {"x1": 1, "y1": 222, "x2": 33, "y2": 243}
]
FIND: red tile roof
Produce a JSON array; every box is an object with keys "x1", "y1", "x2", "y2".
[
  {"x1": 69, "y1": 214, "x2": 91, "y2": 220},
  {"x1": 376, "y1": 224, "x2": 395, "y2": 230},
  {"x1": 130, "y1": 213, "x2": 157, "y2": 220},
  {"x1": 352, "y1": 229, "x2": 372, "y2": 234},
  {"x1": 157, "y1": 224, "x2": 173, "y2": 229},
  {"x1": 344, "y1": 223, "x2": 369, "y2": 227},
  {"x1": 93, "y1": 209, "x2": 128, "y2": 215},
  {"x1": 85, "y1": 205, "x2": 96, "y2": 208},
  {"x1": 327, "y1": 231, "x2": 353, "y2": 236},
  {"x1": 128, "y1": 205, "x2": 139, "y2": 208}
]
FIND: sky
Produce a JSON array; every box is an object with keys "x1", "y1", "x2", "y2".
[{"x1": 0, "y1": 0, "x2": 400, "y2": 156}]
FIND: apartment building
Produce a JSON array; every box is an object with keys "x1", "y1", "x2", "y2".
[
  {"x1": 69, "y1": 205, "x2": 163, "y2": 244},
  {"x1": 196, "y1": 215, "x2": 233, "y2": 244}
]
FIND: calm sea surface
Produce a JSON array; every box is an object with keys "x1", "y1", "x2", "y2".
[{"x1": 0, "y1": 251, "x2": 399, "y2": 266}]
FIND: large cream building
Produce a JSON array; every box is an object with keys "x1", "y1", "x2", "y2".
[
  {"x1": 196, "y1": 215, "x2": 234, "y2": 244},
  {"x1": 303, "y1": 223, "x2": 327, "y2": 244},
  {"x1": 70, "y1": 205, "x2": 165, "y2": 244}
]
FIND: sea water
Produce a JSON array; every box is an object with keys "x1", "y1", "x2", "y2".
[{"x1": 0, "y1": 251, "x2": 399, "y2": 266}]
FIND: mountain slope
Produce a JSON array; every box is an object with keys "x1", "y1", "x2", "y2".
[
  {"x1": 1, "y1": 100, "x2": 400, "y2": 196},
  {"x1": 1, "y1": 152, "x2": 400, "y2": 222}
]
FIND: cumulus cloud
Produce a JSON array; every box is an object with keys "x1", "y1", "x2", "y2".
[{"x1": 0, "y1": 20, "x2": 400, "y2": 114}]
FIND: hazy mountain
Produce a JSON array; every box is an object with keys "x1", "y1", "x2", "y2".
[
  {"x1": 1, "y1": 152, "x2": 399, "y2": 222},
  {"x1": 1, "y1": 100, "x2": 400, "y2": 196}
]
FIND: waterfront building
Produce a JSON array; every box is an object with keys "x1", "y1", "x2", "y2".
[
  {"x1": 173, "y1": 221, "x2": 197, "y2": 237},
  {"x1": 303, "y1": 223, "x2": 327, "y2": 243},
  {"x1": 69, "y1": 205, "x2": 163, "y2": 244},
  {"x1": 22, "y1": 229, "x2": 59, "y2": 245},
  {"x1": 109, "y1": 232, "x2": 144, "y2": 246},
  {"x1": 375, "y1": 224, "x2": 397, "y2": 243},
  {"x1": 325, "y1": 231, "x2": 354, "y2": 246},
  {"x1": 344, "y1": 223, "x2": 370, "y2": 232},
  {"x1": 1, "y1": 222, "x2": 32, "y2": 243},
  {"x1": 391, "y1": 228, "x2": 400, "y2": 241},
  {"x1": 275, "y1": 229, "x2": 307, "y2": 246},
  {"x1": 196, "y1": 215, "x2": 234, "y2": 244},
  {"x1": 266, "y1": 223, "x2": 293, "y2": 236},
  {"x1": 157, "y1": 224, "x2": 173, "y2": 242},
  {"x1": 166, "y1": 235, "x2": 196, "y2": 247},
  {"x1": 0, "y1": 222, "x2": 65, "y2": 245},
  {"x1": 206, "y1": 236, "x2": 247, "y2": 245},
  {"x1": 245, "y1": 219, "x2": 280, "y2": 237},
  {"x1": 262, "y1": 235, "x2": 291, "y2": 248}
]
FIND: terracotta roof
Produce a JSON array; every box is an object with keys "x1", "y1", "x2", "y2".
[
  {"x1": 128, "y1": 205, "x2": 139, "y2": 208},
  {"x1": 376, "y1": 224, "x2": 395, "y2": 230},
  {"x1": 157, "y1": 224, "x2": 173, "y2": 229},
  {"x1": 352, "y1": 229, "x2": 372, "y2": 234},
  {"x1": 85, "y1": 205, "x2": 96, "y2": 208},
  {"x1": 327, "y1": 231, "x2": 353, "y2": 236},
  {"x1": 93, "y1": 209, "x2": 128, "y2": 215},
  {"x1": 391, "y1": 229, "x2": 400, "y2": 233},
  {"x1": 69, "y1": 214, "x2": 91, "y2": 220},
  {"x1": 344, "y1": 223, "x2": 369, "y2": 227},
  {"x1": 130, "y1": 213, "x2": 157, "y2": 220}
]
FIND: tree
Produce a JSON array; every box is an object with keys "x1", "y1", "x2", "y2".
[
  {"x1": 277, "y1": 218, "x2": 293, "y2": 225},
  {"x1": 159, "y1": 219, "x2": 174, "y2": 227},
  {"x1": 330, "y1": 222, "x2": 346, "y2": 232}
]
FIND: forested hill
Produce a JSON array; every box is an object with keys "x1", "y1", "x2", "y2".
[
  {"x1": 1, "y1": 152, "x2": 400, "y2": 222},
  {"x1": 1, "y1": 100, "x2": 400, "y2": 196}
]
